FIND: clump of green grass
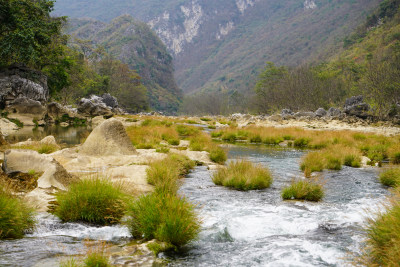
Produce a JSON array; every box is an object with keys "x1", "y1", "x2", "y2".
[
  {"x1": 356, "y1": 190, "x2": 400, "y2": 266},
  {"x1": 213, "y1": 160, "x2": 273, "y2": 191},
  {"x1": 208, "y1": 125, "x2": 216, "y2": 129},
  {"x1": 392, "y1": 152, "x2": 400, "y2": 164},
  {"x1": 13, "y1": 143, "x2": 59, "y2": 154},
  {"x1": 175, "y1": 125, "x2": 199, "y2": 137},
  {"x1": 281, "y1": 179, "x2": 324, "y2": 202},
  {"x1": 249, "y1": 134, "x2": 262, "y2": 143},
  {"x1": 146, "y1": 154, "x2": 194, "y2": 194},
  {"x1": 167, "y1": 139, "x2": 180, "y2": 146},
  {"x1": 263, "y1": 136, "x2": 284, "y2": 145},
  {"x1": 293, "y1": 137, "x2": 311, "y2": 148},
  {"x1": 54, "y1": 178, "x2": 126, "y2": 225},
  {"x1": 379, "y1": 167, "x2": 400, "y2": 187},
  {"x1": 155, "y1": 146, "x2": 170, "y2": 153},
  {"x1": 344, "y1": 154, "x2": 361, "y2": 168},
  {"x1": 211, "y1": 131, "x2": 223, "y2": 138},
  {"x1": 0, "y1": 187, "x2": 35, "y2": 239},
  {"x1": 83, "y1": 249, "x2": 110, "y2": 267},
  {"x1": 209, "y1": 147, "x2": 227, "y2": 164},
  {"x1": 200, "y1": 117, "x2": 212, "y2": 122},
  {"x1": 325, "y1": 156, "x2": 342, "y2": 171},
  {"x1": 126, "y1": 192, "x2": 200, "y2": 248},
  {"x1": 221, "y1": 133, "x2": 237, "y2": 143}
]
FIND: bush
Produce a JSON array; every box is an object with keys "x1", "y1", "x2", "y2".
[
  {"x1": 209, "y1": 147, "x2": 227, "y2": 164},
  {"x1": 393, "y1": 152, "x2": 400, "y2": 164},
  {"x1": 294, "y1": 137, "x2": 311, "y2": 148},
  {"x1": 282, "y1": 179, "x2": 324, "y2": 202},
  {"x1": 344, "y1": 154, "x2": 361, "y2": 168},
  {"x1": 358, "y1": 190, "x2": 400, "y2": 265},
  {"x1": 380, "y1": 168, "x2": 400, "y2": 187},
  {"x1": 0, "y1": 188, "x2": 35, "y2": 239},
  {"x1": 213, "y1": 160, "x2": 273, "y2": 191},
  {"x1": 126, "y1": 192, "x2": 200, "y2": 247},
  {"x1": 54, "y1": 178, "x2": 126, "y2": 225}
]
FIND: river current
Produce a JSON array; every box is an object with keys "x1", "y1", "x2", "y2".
[{"x1": 0, "y1": 145, "x2": 388, "y2": 266}]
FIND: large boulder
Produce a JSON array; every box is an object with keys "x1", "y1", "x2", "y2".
[
  {"x1": 0, "y1": 65, "x2": 48, "y2": 108},
  {"x1": 78, "y1": 95, "x2": 114, "y2": 117},
  {"x1": 294, "y1": 111, "x2": 316, "y2": 119},
  {"x1": 101, "y1": 93, "x2": 118, "y2": 108},
  {"x1": 344, "y1": 96, "x2": 370, "y2": 119},
  {"x1": 2, "y1": 149, "x2": 78, "y2": 211},
  {"x1": 315, "y1": 108, "x2": 327, "y2": 117},
  {"x1": 4, "y1": 97, "x2": 47, "y2": 126},
  {"x1": 327, "y1": 107, "x2": 342, "y2": 117},
  {"x1": 79, "y1": 118, "x2": 137, "y2": 156},
  {"x1": 46, "y1": 102, "x2": 86, "y2": 125}
]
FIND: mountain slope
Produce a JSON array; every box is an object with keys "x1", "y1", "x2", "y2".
[
  {"x1": 67, "y1": 15, "x2": 182, "y2": 112},
  {"x1": 54, "y1": 0, "x2": 382, "y2": 95}
]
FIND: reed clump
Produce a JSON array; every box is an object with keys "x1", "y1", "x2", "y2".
[
  {"x1": 188, "y1": 132, "x2": 227, "y2": 164},
  {"x1": 0, "y1": 186, "x2": 35, "y2": 239},
  {"x1": 281, "y1": 179, "x2": 324, "y2": 202},
  {"x1": 54, "y1": 177, "x2": 126, "y2": 225},
  {"x1": 379, "y1": 167, "x2": 400, "y2": 187},
  {"x1": 213, "y1": 160, "x2": 273, "y2": 191},
  {"x1": 126, "y1": 192, "x2": 200, "y2": 248},
  {"x1": 355, "y1": 189, "x2": 400, "y2": 266}
]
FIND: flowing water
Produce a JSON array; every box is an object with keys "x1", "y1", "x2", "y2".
[{"x1": 0, "y1": 145, "x2": 389, "y2": 266}]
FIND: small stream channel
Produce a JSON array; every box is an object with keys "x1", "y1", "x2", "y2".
[{"x1": 0, "y1": 145, "x2": 389, "y2": 266}]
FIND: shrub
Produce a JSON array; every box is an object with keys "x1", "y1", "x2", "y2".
[
  {"x1": 357, "y1": 190, "x2": 400, "y2": 266},
  {"x1": 126, "y1": 192, "x2": 200, "y2": 247},
  {"x1": 221, "y1": 133, "x2": 237, "y2": 143},
  {"x1": 54, "y1": 178, "x2": 126, "y2": 225},
  {"x1": 0, "y1": 187, "x2": 35, "y2": 239},
  {"x1": 294, "y1": 137, "x2": 311, "y2": 148},
  {"x1": 393, "y1": 152, "x2": 400, "y2": 164},
  {"x1": 380, "y1": 168, "x2": 400, "y2": 187},
  {"x1": 213, "y1": 160, "x2": 273, "y2": 191},
  {"x1": 209, "y1": 147, "x2": 227, "y2": 164},
  {"x1": 282, "y1": 179, "x2": 324, "y2": 202},
  {"x1": 344, "y1": 154, "x2": 361, "y2": 168}
]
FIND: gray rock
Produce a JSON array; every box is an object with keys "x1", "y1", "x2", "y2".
[
  {"x1": 281, "y1": 109, "x2": 294, "y2": 116},
  {"x1": 294, "y1": 111, "x2": 316, "y2": 118},
  {"x1": 327, "y1": 107, "x2": 342, "y2": 117},
  {"x1": 77, "y1": 95, "x2": 114, "y2": 117},
  {"x1": 46, "y1": 102, "x2": 85, "y2": 124},
  {"x1": 344, "y1": 95, "x2": 370, "y2": 119},
  {"x1": 101, "y1": 93, "x2": 119, "y2": 108},
  {"x1": 5, "y1": 97, "x2": 46, "y2": 115},
  {"x1": 0, "y1": 66, "x2": 48, "y2": 107},
  {"x1": 269, "y1": 114, "x2": 282, "y2": 121},
  {"x1": 315, "y1": 108, "x2": 327, "y2": 117}
]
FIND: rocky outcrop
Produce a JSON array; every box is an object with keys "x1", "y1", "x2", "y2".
[
  {"x1": 46, "y1": 102, "x2": 86, "y2": 125},
  {"x1": 294, "y1": 111, "x2": 316, "y2": 119},
  {"x1": 0, "y1": 65, "x2": 48, "y2": 108},
  {"x1": 327, "y1": 107, "x2": 342, "y2": 118},
  {"x1": 77, "y1": 94, "x2": 124, "y2": 118},
  {"x1": 79, "y1": 118, "x2": 136, "y2": 156},
  {"x1": 344, "y1": 96, "x2": 371, "y2": 119},
  {"x1": 2, "y1": 149, "x2": 78, "y2": 211}
]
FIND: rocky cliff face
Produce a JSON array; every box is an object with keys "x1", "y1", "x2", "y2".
[{"x1": 55, "y1": 0, "x2": 382, "y2": 95}]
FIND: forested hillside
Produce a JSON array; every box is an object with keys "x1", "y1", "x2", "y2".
[
  {"x1": 54, "y1": 0, "x2": 382, "y2": 95},
  {"x1": 66, "y1": 15, "x2": 182, "y2": 112}
]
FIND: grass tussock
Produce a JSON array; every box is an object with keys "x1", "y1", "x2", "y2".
[
  {"x1": 355, "y1": 189, "x2": 400, "y2": 266},
  {"x1": 12, "y1": 143, "x2": 59, "y2": 154},
  {"x1": 126, "y1": 192, "x2": 200, "y2": 248},
  {"x1": 213, "y1": 160, "x2": 273, "y2": 191},
  {"x1": 126, "y1": 123, "x2": 179, "y2": 149},
  {"x1": 188, "y1": 132, "x2": 227, "y2": 164},
  {"x1": 380, "y1": 167, "x2": 400, "y2": 187},
  {"x1": 301, "y1": 144, "x2": 362, "y2": 176},
  {"x1": 54, "y1": 177, "x2": 127, "y2": 225},
  {"x1": 0, "y1": 186, "x2": 35, "y2": 239},
  {"x1": 281, "y1": 179, "x2": 324, "y2": 202},
  {"x1": 146, "y1": 154, "x2": 195, "y2": 194}
]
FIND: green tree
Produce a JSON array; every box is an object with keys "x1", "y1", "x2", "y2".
[{"x1": 0, "y1": 0, "x2": 66, "y2": 69}]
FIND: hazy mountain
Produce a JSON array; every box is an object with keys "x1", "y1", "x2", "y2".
[
  {"x1": 54, "y1": 0, "x2": 382, "y2": 95},
  {"x1": 66, "y1": 15, "x2": 182, "y2": 112}
]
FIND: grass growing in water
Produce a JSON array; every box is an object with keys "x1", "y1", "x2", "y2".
[
  {"x1": 213, "y1": 160, "x2": 273, "y2": 191},
  {"x1": 379, "y1": 167, "x2": 400, "y2": 187},
  {"x1": 126, "y1": 192, "x2": 200, "y2": 248},
  {"x1": 281, "y1": 179, "x2": 324, "y2": 202},
  {"x1": 0, "y1": 186, "x2": 35, "y2": 239},
  {"x1": 355, "y1": 189, "x2": 400, "y2": 266},
  {"x1": 54, "y1": 177, "x2": 126, "y2": 225},
  {"x1": 146, "y1": 154, "x2": 195, "y2": 194}
]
